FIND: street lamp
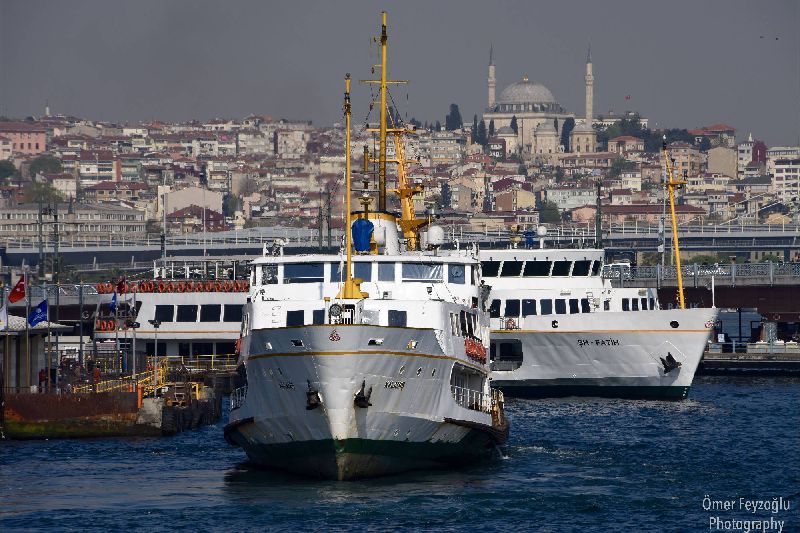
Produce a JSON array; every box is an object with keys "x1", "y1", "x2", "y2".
[{"x1": 148, "y1": 318, "x2": 161, "y2": 396}]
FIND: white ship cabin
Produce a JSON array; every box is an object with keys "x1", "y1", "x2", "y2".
[
  {"x1": 93, "y1": 256, "x2": 252, "y2": 371},
  {"x1": 247, "y1": 253, "x2": 487, "y2": 335},
  {"x1": 479, "y1": 248, "x2": 661, "y2": 329}
]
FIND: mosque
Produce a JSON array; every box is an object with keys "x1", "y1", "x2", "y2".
[{"x1": 483, "y1": 47, "x2": 596, "y2": 158}]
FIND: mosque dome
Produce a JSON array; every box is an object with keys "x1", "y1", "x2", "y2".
[{"x1": 497, "y1": 76, "x2": 556, "y2": 105}]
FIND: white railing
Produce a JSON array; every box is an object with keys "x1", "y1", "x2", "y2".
[
  {"x1": 230, "y1": 385, "x2": 248, "y2": 411},
  {"x1": 451, "y1": 384, "x2": 491, "y2": 413}
]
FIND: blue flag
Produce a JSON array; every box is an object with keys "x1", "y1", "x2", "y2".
[
  {"x1": 109, "y1": 292, "x2": 117, "y2": 314},
  {"x1": 28, "y1": 299, "x2": 48, "y2": 327}
]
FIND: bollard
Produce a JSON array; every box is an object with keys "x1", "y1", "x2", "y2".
[{"x1": 137, "y1": 384, "x2": 144, "y2": 409}]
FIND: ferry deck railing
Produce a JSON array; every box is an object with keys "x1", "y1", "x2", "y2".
[
  {"x1": 230, "y1": 385, "x2": 248, "y2": 411},
  {"x1": 451, "y1": 384, "x2": 492, "y2": 413}
]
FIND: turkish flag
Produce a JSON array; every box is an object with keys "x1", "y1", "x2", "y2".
[{"x1": 8, "y1": 275, "x2": 25, "y2": 303}]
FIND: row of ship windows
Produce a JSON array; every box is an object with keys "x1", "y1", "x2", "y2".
[
  {"x1": 153, "y1": 304, "x2": 243, "y2": 323},
  {"x1": 286, "y1": 309, "x2": 408, "y2": 327},
  {"x1": 258, "y1": 262, "x2": 472, "y2": 285},
  {"x1": 481, "y1": 259, "x2": 601, "y2": 278},
  {"x1": 449, "y1": 311, "x2": 484, "y2": 341},
  {"x1": 144, "y1": 341, "x2": 237, "y2": 358},
  {"x1": 490, "y1": 297, "x2": 657, "y2": 317}
]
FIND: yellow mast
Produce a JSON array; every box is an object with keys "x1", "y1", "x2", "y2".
[
  {"x1": 662, "y1": 138, "x2": 687, "y2": 309},
  {"x1": 389, "y1": 131, "x2": 427, "y2": 249},
  {"x1": 360, "y1": 11, "x2": 406, "y2": 212},
  {"x1": 338, "y1": 74, "x2": 367, "y2": 300}
]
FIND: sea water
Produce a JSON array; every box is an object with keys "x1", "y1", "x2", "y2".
[{"x1": 2, "y1": 376, "x2": 798, "y2": 532}]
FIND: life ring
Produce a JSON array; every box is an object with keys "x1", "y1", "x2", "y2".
[
  {"x1": 176, "y1": 282, "x2": 186, "y2": 293},
  {"x1": 505, "y1": 318, "x2": 517, "y2": 330},
  {"x1": 105, "y1": 283, "x2": 114, "y2": 294},
  {"x1": 243, "y1": 281, "x2": 250, "y2": 291},
  {"x1": 118, "y1": 282, "x2": 127, "y2": 294},
  {"x1": 214, "y1": 281, "x2": 223, "y2": 292},
  {"x1": 158, "y1": 281, "x2": 166, "y2": 293},
  {"x1": 223, "y1": 281, "x2": 233, "y2": 292},
  {"x1": 235, "y1": 338, "x2": 241, "y2": 354},
  {"x1": 233, "y1": 281, "x2": 242, "y2": 292},
  {"x1": 205, "y1": 281, "x2": 214, "y2": 291},
  {"x1": 194, "y1": 282, "x2": 203, "y2": 292},
  {"x1": 165, "y1": 282, "x2": 175, "y2": 293},
  {"x1": 96, "y1": 283, "x2": 105, "y2": 294}
]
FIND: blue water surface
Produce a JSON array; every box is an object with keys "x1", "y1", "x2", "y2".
[{"x1": 2, "y1": 376, "x2": 798, "y2": 532}]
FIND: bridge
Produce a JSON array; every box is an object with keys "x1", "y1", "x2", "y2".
[{"x1": 2, "y1": 222, "x2": 800, "y2": 271}]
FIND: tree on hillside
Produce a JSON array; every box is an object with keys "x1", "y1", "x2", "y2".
[
  {"x1": 539, "y1": 200, "x2": 561, "y2": 223},
  {"x1": 608, "y1": 157, "x2": 637, "y2": 178},
  {"x1": 477, "y1": 120, "x2": 488, "y2": 147},
  {"x1": 510, "y1": 115, "x2": 518, "y2": 134},
  {"x1": 488, "y1": 119, "x2": 495, "y2": 139},
  {"x1": 434, "y1": 120, "x2": 441, "y2": 132},
  {"x1": 471, "y1": 115, "x2": 478, "y2": 143},
  {"x1": 0, "y1": 160, "x2": 17, "y2": 183},
  {"x1": 24, "y1": 181, "x2": 63, "y2": 204},
  {"x1": 440, "y1": 182, "x2": 452, "y2": 209},
  {"x1": 28, "y1": 155, "x2": 62, "y2": 178},
  {"x1": 445, "y1": 104, "x2": 463, "y2": 131},
  {"x1": 560, "y1": 117, "x2": 575, "y2": 152}
]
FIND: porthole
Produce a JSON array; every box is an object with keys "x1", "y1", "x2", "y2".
[
  {"x1": 670, "y1": 321, "x2": 679, "y2": 329},
  {"x1": 399, "y1": 365, "x2": 405, "y2": 375}
]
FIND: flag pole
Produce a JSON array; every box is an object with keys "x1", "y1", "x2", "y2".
[
  {"x1": 3, "y1": 286, "x2": 9, "y2": 391},
  {"x1": 25, "y1": 271, "x2": 30, "y2": 391},
  {"x1": 46, "y1": 282, "x2": 51, "y2": 393}
]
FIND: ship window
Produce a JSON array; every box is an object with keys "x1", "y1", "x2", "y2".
[
  {"x1": 504, "y1": 299, "x2": 520, "y2": 317},
  {"x1": 192, "y1": 342, "x2": 213, "y2": 356},
  {"x1": 388, "y1": 310, "x2": 407, "y2": 327},
  {"x1": 354, "y1": 262, "x2": 372, "y2": 282},
  {"x1": 640, "y1": 298, "x2": 648, "y2": 311},
  {"x1": 402, "y1": 263, "x2": 442, "y2": 282},
  {"x1": 500, "y1": 261, "x2": 523, "y2": 277},
  {"x1": 481, "y1": 261, "x2": 501, "y2": 277},
  {"x1": 540, "y1": 299, "x2": 553, "y2": 315},
  {"x1": 178, "y1": 342, "x2": 191, "y2": 357},
  {"x1": 285, "y1": 262, "x2": 324, "y2": 283},
  {"x1": 523, "y1": 260, "x2": 551, "y2": 276},
  {"x1": 286, "y1": 310, "x2": 304, "y2": 326},
  {"x1": 154, "y1": 305, "x2": 174, "y2": 322},
  {"x1": 216, "y1": 341, "x2": 236, "y2": 355},
  {"x1": 176, "y1": 305, "x2": 198, "y2": 322},
  {"x1": 572, "y1": 260, "x2": 591, "y2": 276},
  {"x1": 497, "y1": 340, "x2": 523, "y2": 361},
  {"x1": 649, "y1": 298, "x2": 656, "y2": 310},
  {"x1": 604, "y1": 300, "x2": 611, "y2": 311},
  {"x1": 448, "y1": 264, "x2": 466, "y2": 284},
  {"x1": 145, "y1": 342, "x2": 167, "y2": 357},
  {"x1": 552, "y1": 261, "x2": 572, "y2": 276},
  {"x1": 591, "y1": 261, "x2": 602, "y2": 276},
  {"x1": 522, "y1": 299, "x2": 537, "y2": 316},
  {"x1": 568, "y1": 299, "x2": 579, "y2": 314},
  {"x1": 450, "y1": 313, "x2": 460, "y2": 336},
  {"x1": 632, "y1": 298, "x2": 639, "y2": 311},
  {"x1": 622, "y1": 299, "x2": 630, "y2": 311},
  {"x1": 261, "y1": 264, "x2": 278, "y2": 284},
  {"x1": 555, "y1": 299, "x2": 567, "y2": 314},
  {"x1": 223, "y1": 304, "x2": 243, "y2": 323},
  {"x1": 580, "y1": 298, "x2": 591, "y2": 313},
  {"x1": 200, "y1": 304, "x2": 221, "y2": 322},
  {"x1": 489, "y1": 299, "x2": 501, "y2": 318},
  {"x1": 378, "y1": 262, "x2": 396, "y2": 281},
  {"x1": 312, "y1": 309, "x2": 325, "y2": 325}
]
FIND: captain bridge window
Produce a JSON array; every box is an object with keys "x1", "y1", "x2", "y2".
[
  {"x1": 481, "y1": 261, "x2": 501, "y2": 277},
  {"x1": 504, "y1": 299, "x2": 520, "y2": 317},
  {"x1": 154, "y1": 305, "x2": 174, "y2": 322},
  {"x1": 200, "y1": 304, "x2": 221, "y2": 322},
  {"x1": 448, "y1": 264, "x2": 466, "y2": 284},
  {"x1": 223, "y1": 304, "x2": 243, "y2": 323},
  {"x1": 551, "y1": 261, "x2": 572, "y2": 276},
  {"x1": 176, "y1": 305, "x2": 198, "y2": 322},
  {"x1": 523, "y1": 260, "x2": 551, "y2": 277},
  {"x1": 500, "y1": 261, "x2": 523, "y2": 277},
  {"x1": 261, "y1": 264, "x2": 278, "y2": 284},
  {"x1": 285, "y1": 262, "x2": 324, "y2": 283},
  {"x1": 489, "y1": 299, "x2": 501, "y2": 318},
  {"x1": 572, "y1": 260, "x2": 592, "y2": 277},
  {"x1": 402, "y1": 263, "x2": 442, "y2": 282},
  {"x1": 522, "y1": 299, "x2": 537, "y2": 316},
  {"x1": 286, "y1": 310, "x2": 304, "y2": 327},
  {"x1": 540, "y1": 299, "x2": 553, "y2": 315}
]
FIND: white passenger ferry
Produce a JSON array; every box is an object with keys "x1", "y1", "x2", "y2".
[
  {"x1": 224, "y1": 14, "x2": 507, "y2": 480},
  {"x1": 482, "y1": 245, "x2": 717, "y2": 400}
]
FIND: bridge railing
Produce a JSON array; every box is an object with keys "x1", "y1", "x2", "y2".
[{"x1": 609, "y1": 261, "x2": 800, "y2": 285}]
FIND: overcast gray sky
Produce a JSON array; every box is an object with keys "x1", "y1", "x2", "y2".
[{"x1": 1, "y1": 0, "x2": 798, "y2": 145}]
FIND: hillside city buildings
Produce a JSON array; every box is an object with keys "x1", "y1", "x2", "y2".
[{"x1": 1, "y1": 52, "x2": 798, "y2": 248}]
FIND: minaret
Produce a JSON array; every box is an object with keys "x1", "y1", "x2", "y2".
[
  {"x1": 584, "y1": 45, "x2": 594, "y2": 124},
  {"x1": 487, "y1": 45, "x2": 496, "y2": 109}
]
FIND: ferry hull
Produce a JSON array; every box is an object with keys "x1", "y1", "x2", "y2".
[
  {"x1": 491, "y1": 308, "x2": 717, "y2": 400},
  {"x1": 226, "y1": 326, "x2": 505, "y2": 480}
]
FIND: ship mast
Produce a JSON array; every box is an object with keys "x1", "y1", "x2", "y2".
[
  {"x1": 662, "y1": 138, "x2": 687, "y2": 309},
  {"x1": 360, "y1": 11, "x2": 406, "y2": 212},
  {"x1": 338, "y1": 74, "x2": 366, "y2": 299}
]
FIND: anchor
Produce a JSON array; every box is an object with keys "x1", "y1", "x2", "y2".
[
  {"x1": 306, "y1": 380, "x2": 322, "y2": 410},
  {"x1": 354, "y1": 380, "x2": 373, "y2": 408},
  {"x1": 660, "y1": 352, "x2": 682, "y2": 374}
]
